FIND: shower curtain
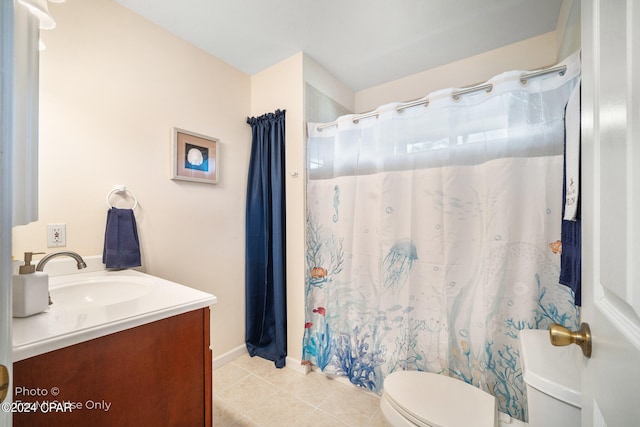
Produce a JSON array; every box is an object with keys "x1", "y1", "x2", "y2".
[{"x1": 303, "y1": 52, "x2": 580, "y2": 422}]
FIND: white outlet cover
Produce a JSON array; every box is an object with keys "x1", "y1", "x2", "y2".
[{"x1": 47, "y1": 223, "x2": 66, "y2": 247}]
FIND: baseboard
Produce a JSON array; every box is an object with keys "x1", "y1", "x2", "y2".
[
  {"x1": 212, "y1": 344, "x2": 247, "y2": 369},
  {"x1": 285, "y1": 356, "x2": 311, "y2": 375}
]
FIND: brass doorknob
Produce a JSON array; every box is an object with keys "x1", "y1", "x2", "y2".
[{"x1": 549, "y1": 322, "x2": 592, "y2": 358}]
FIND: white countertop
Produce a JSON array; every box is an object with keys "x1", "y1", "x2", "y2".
[{"x1": 13, "y1": 264, "x2": 217, "y2": 362}]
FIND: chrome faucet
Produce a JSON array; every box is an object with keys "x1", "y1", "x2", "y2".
[
  {"x1": 36, "y1": 251, "x2": 87, "y2": 272},
  {"x1": 36, "y1": 251, "x2": 87, "y2": 305}
]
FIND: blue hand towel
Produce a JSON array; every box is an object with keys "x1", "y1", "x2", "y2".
[
  {"x1": 559, "y1": 83, "x2": 581, "y2": 306},
  {"x1": 103, "y1": 207, "x2": 141, "y2": 269}
]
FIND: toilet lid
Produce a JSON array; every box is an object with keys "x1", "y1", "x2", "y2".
[{"x1": 383, "y1": 371, "x2": 496, "y2": 427}]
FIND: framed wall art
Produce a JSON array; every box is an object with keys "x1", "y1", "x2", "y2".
[{"x1": 172, "y1": 127, "x2": 219, "y2": 184}]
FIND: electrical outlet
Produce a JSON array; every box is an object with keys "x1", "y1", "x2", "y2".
[{"x1": 47, "y1": 223, "x2": 66, "y2": 247}]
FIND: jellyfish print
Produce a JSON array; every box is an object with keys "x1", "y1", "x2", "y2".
[{"x1": 383, "y1": 239, "x2": 418, "y2": 291}]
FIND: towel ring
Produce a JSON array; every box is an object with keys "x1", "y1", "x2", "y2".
[{"x1": 106, "y1": 186, "x2": 138, "y2": 210}]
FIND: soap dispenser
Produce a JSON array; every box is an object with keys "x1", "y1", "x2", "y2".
[{"x1": 13, "y1": 252, "x2": 49, "y2": 317}]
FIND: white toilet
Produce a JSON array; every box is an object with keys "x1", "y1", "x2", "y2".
[{"x1": 380, "y1": 329, "x2": 582, "y2": 427}]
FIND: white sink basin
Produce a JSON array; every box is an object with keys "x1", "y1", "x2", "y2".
[
  {"x1": 12, "y1": 264, "x2": 217, "y2": 362},
  {"x1": 50, "y1": 277, "x2": 154, "y2": 308}
]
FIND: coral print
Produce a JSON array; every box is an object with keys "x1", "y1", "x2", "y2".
[{"x1": 305, "y1": 214, "x2": 344, "y2": 290}]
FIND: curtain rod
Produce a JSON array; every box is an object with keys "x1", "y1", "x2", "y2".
[{"x1": 316, "y1": 64, "x2": 568, "y2": 132}]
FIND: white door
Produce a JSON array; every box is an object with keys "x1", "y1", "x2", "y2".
[
  {"x1": 0, "y1": 0, "x2": 14, "y2": 425},
  {"x1": 581, "y1": 0, "x2": 640, "y2": 425}
]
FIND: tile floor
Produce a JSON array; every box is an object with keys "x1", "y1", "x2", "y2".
[{"x1": 213, "y1": 353, "x2": 391, "y2": 426}]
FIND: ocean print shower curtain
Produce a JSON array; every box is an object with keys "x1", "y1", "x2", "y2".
[{"x1": 303, "y1": 52, "x2": 581, "y2": 422}]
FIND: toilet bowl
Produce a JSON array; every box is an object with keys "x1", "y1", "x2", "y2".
[{"x1": 380, "y1": 329, "x2": 581, "y2": 427}]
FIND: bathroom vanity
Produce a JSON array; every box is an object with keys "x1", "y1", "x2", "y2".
[{"x1": 11, "y1": 264, "x2": 216, "y2": 426}]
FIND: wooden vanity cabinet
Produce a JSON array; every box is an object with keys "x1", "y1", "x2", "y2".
[{"x1": 13, "y1": 308, "x2": 212, "y2": 427}]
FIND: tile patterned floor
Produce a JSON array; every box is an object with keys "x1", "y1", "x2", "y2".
[{"x1": 213, "y1": 354, "x2": 391, "y2": 426}]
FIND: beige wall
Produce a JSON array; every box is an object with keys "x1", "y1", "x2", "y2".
[
  {"x1": 250, "y1": 54, "x2": 307, "y2": 366},
  {"x1": 11, "y1": 0, "x2": 252, "y2": 357},
  {"x1": 354, "y1": 31, "x2": 559, "y2": 113},
  {"x1": 556, "y1": 0, "x2": 580, "y2": 61},
  {"x1": 303, "y1": 55, "x2": 355, "y2": 115}
]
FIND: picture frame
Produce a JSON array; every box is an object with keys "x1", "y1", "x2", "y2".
[{"x1": 172, "y1": 127, "x2": 219, "y2": 184}]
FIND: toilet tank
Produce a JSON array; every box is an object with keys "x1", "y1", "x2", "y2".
[{"x1": 520, "y1": 329, "x2": 582, "y2": 427}]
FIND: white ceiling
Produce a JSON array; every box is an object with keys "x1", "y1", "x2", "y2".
[{"x1": 113, "y1": 0, "x2": 563, "y2": 92}]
